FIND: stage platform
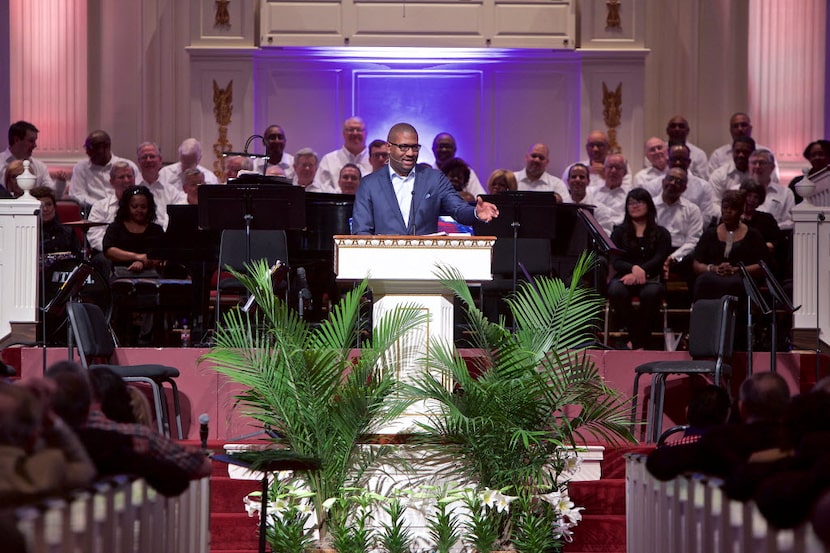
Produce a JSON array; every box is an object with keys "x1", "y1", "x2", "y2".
[{"x1": 7, "y1": 347, "x2": 829, "y2": 441}]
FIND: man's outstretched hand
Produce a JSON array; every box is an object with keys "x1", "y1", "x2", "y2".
[{"x1": 475, "y1": 196, "x2": 499, "y2": 222}]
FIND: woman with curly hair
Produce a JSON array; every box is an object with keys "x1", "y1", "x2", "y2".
[
  {"x1": 608, "y1": 188, "x2": 672, "y2": 349},
  {"x1": 102, "y1": 185, "x2": 164, "y2": 274}
]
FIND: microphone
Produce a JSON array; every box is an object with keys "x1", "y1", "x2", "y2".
[
  {"x1": 199, "y1": 413, "x2": 209, "y2": 449},
  {"x1": 241, "y1": 261, "x2": 283, "y2": 313}
]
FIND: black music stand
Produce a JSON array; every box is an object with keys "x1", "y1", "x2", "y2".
[
  {"x1": 759, "y1": 259, "x2": 799, "y2": 373},
  {"x1": 42, "y1": 261, "x2": 95, "y2": 361},
  {"x1": 738, "y1": 263, "x2": 772, "y2": 376},
  {"x1": 473, "y1": 192, "x2": 560, "y2": 294},
  {"x1": 199, "y1": 182, "x2": 306, "y2": 261}
]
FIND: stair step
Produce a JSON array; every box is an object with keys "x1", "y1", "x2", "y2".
[
  {"x1": 563, "y1": 514, "x2": 626, "y2": 552},
  {"x1": 211, "y1": 513, "x2": 261, "y2": 550},
  {"x1": 569, "y1": 479, "x2": 625, "y2": 515},
  {"x1": 211, "y1": 476, "x2": 261, "y2": 513}
]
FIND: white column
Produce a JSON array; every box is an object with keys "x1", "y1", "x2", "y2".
[
  {"x1": 748, "y1": 0, "x2": 826, "y2": 175},
  {"x1": 0, "y1": 198, "x2": 40, "y2": 343},
  {"x1": 9, "y1": 0, "x2": 88, "y2": 163},
  {"x1": 792, "y1": 206, "x2": 830, "y2": 342}
]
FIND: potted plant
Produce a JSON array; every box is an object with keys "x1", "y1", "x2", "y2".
[
  {"x1": 202, "y1": 260, "x2": 427, "y2": 548},
  {"x1": 406, "y1": 253, "x2": 636, "y2": 550}
]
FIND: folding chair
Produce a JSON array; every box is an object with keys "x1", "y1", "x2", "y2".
[
  {"x1": 630, "y1": 295, "x2": 737, "y2": 443},
  {"x1": 66, "y1": 302, "x2": 183, "y2": 438}
]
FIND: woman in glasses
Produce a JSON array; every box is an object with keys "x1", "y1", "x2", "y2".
[{"x1": 608, "y1": 188, "x2": 672, "y2": 349}]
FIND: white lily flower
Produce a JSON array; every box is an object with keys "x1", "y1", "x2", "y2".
[
  {"x1": 493, "y1": 492, "x2": 518, "y2": 513},
  {"x1": 297, "y1": 501, "x2": 314, "y2": 514},
  {"x1": 563, "y1": 454, "x2": 582, "y2": 474},
  {"x1": 243, "y1": 495, "x2": 261, "y2": 518},
  {"x1": 562, "y1": 505, "x2": 584, "y2": 524},
  {"x1": 552, "y1": 518, "x2": 575, "y2": 542},
  {"x1": 479, "y1": 488, "x2": 500, "y2": 508}
]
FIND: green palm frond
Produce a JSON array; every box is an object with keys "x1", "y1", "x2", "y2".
[
  {"x1": 200, "y1": 260, "x2": 429, "y2": 537},
  {"x1": 411, "y1": 252, "x2": 635, "y2": 493}
]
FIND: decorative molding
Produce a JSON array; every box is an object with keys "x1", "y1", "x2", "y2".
[
  {"x1": 602, "y1": 82, "x2": 623, "y2": 154},
  {"x1": 606, "y1": 0, "x2": 622, "y2": 30},
  {"x1": 211, "y1": 80, "x2": 234, "y2": 182},
  {"x1": 214, "y1": 0, "x2": 230, "y2": 28}
]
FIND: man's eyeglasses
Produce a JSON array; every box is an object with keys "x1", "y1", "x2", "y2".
[
  {"x1": 371, "y1": 152, "x2": 389, "y2": 159},
  {"x1": 388, "y1": 142, "x2": 421, "y2": 153}
]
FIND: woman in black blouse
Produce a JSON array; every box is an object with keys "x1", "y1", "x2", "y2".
[
  {"x1": 692, "y1": 190, "x2": 766, "y2": 301},
  {"x1": 103, "y1": 185, "x2": 164, "y2": 275},
  {"x1": 608, "y1": 188, "x2": 672, "y2": 349},
  {"x1": 31, "y1": 186, "x2": 82, "y2": 257}
]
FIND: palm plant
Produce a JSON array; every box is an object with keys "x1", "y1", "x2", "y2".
[
  {"x1": 202, "y1": 260, "x2": 428, "y2": 545},
  {"x1": 406, "y1": 253, "x2": 635, "y2": 545}
]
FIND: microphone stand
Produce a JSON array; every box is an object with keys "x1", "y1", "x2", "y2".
[{"x1": 222, "y1": 134, "x2": 270, "y2": 175}]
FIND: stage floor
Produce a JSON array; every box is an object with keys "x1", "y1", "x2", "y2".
[{"x1": 10, "y1": 347, "x2": 829, "y2": 441}]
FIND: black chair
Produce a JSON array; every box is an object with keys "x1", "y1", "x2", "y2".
[
  {"x1": 214, "y1": 230, "x2": 289, "y2": 327},
  {"x1": 66, "y1": 301, "x2": 183, "y2": 438},
  {"x1": 630, "y1": 295, "x2": 737, "y2": 443}
]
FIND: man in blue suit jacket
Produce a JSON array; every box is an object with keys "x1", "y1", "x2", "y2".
[{"x1": 352, "y1": 122, "x2": 499, "y2": 235}]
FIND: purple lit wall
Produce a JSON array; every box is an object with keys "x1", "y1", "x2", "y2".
[{"x1": 253, "y1": 48, "x2": 583, "y2": 183}]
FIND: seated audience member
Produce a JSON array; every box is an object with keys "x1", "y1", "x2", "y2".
[
  {"x1": 648, "y1": 384, "x2": 731, "y2": 450},
  {"x1": 750, "y1": 149, "x2": 795, "y2": 231},
  {"x1": 0, "y1": 379, "x2": 95, "y2": 503},
  {"x1": 789, "y1": 139, "x2": 830, "y2": 204},
  {"x1": 583, "y1": 153, "x2": 629, "y2": 235},
  {"x1": 486, "y1": 169, "x2": 517, "y2": 195},
  {"x1": 739, "y1": 178, "x2": 781, "y2": 255},
  {"x1": 431, "y1": 132, "x2": 487, "y2": 197},
  {"x1": 293, "y1": 147, "x2": 322, "y2": 190},
  {"x1": 692, "y1": 190, "x2": 766, "y2": 301},
  {"x1": 0, "y1": 120, "x2": 54, "y2": 190},
  {"x1": 183, "y1": 167, "x2": 204, "y2": 205},
  {"x1": 338, "y1": 163, "x2": 362, "y2": 195},
  {"x1": 136, "y1": 142, "x2": 187, "y2": 230},
  {"x1": 0, "y1": 159, "x2": 24, "y2": 198},
  {"x1": 87, "y1": 162, "x2": 137, "y2": 254},
  {"x1": 67, "y1": 130, "x2": 139, "y2": 209},
  {"x1": 317, "y1": 117, "x2": 373, "y2": 193},
  {"x1": 253, "y1": 124, "x2": 295, "y2": 179},
  {"x1": 750, "y1": 389, "x2": 830, "y2": 526},
  {"x1": 265, "y1": 165, "x2": 286, "y2": 177},
  {"x1": 441, "y1": 157, "x2": 475, "y2": 202},
  {"x1": 514, "y1": 143, "x2": 570, "y2": 202},
  {"x1": 45, "y1": 361, "x2": 211, "y2": 497},
  {"x1": 708, "y1": 112, "x2": 768, "y2": 174},
  {"x1": 648, "y1": 143, "x2": 717, "y2": 226},
  {"x1": 665, "y1": 115, "x2": 709, "y2": 179},
  {"x1": 31, "y1": 186, "x2": 82, "y2": 257},
  {"x1": 566, "y1": 163, "x2": 590, "y2": 203},
  {"x1": 562, "y1": 130, "x2": 633, "y2": 190},
  {"x1": 647, "y1": 372, "x2": 790, "y2": 482},
  {"x1": 224, "y1": 155, "x2": 252, "y2": 181},
  {"x1": 656, "y1": 167, "x2": 703, "y2": 282},
  {"x1": 633, "y1": 137, "x2": 668, "y2": 190},
  {"x1": 159, "y1": 138, "x2": 219, "y2": 191},
  {"x1": 368, "y1": 139, "x2": 390, "y2": 173},
  {"x1": 103, "y1": 185, "x2": 165, "y2": 275},
  {"x1": 708, "y1": 136, "x2": 755, "y2": 210},
  {"x1": 608, "y1": 188, "x2": 672, "y2": 349}
]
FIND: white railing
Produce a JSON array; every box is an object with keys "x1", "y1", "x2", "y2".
[
  {"x1": 626, "y1": 453, "x2": 828, "y2": 553},
  {"x1": 12, "y1": 475, "x2": 210, "y2": 553}
]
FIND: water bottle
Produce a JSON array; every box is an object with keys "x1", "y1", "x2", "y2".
[{"x1": 181, "y1": 319, "x2": 191, "y2": 348}]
